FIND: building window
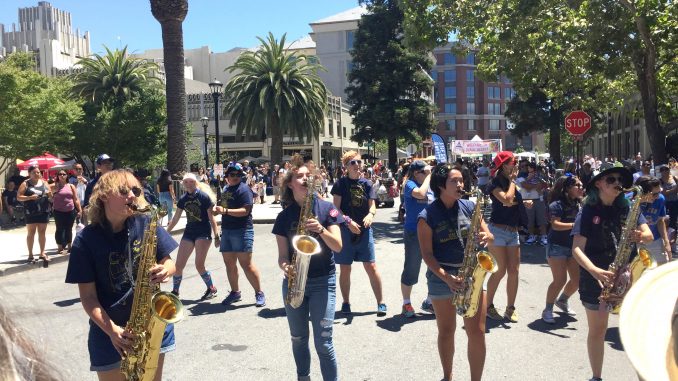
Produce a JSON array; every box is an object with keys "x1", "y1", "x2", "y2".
[
  {"x1": 444, "y1": 53, "x2": 456, "y2": 65},
  {"x1": 444, "y1": 103, "x2": 457, "y2": 114},
  {"x1": 489, "y1": 120, "x2": 500, "y2": 130},
  {"x1": 466, "y1": 85, "x2": 475, "y2": 99},
  {"x1": 488, "y1": 86, "x2": 501, "y2": 99},
  {"x1": 445, "y1": 87, "x2": 457, "y2": 99},
  {"x1": 444, "y1": 70, "x2": 456, "y2": 83},
  {"x1": 446, "y1": 119, "x2": 456, "y2": 131},
  {"x1": 329, "y1": 120, "x2": 334, "y2": 137},
  {"x1": 431, "y1": 71, "x2": 438, "y2": 82},
  {"x1": 346, "y1": 30, "x2": 355, "y2": 51},
  {"x1": 467, "y1": 102, "x2": 475, "y2": 114},
  {"x1": 504, "y1": 87, "x2": 515, "y2": 100},
  {"x1": 346, "y1": 61, "x2": 354, "y2": 75},
  {"x1": 466, "y1": 70, "x2": 474, "y2": 82},
  {"x1": 467, "y1": 119, "x2": 476, "y2": 130},
  {"x1": 488, "y1": 103, "x2": 501, "y2": 115},
  {"x1": 466, "y1": 53, "x2": 475, "y2": 65}
]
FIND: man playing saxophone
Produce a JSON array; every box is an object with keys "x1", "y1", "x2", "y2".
[
  {"x1": 571, "y1": 165, "x2": 653, "y2": 381},
  {"x1": 65, "y1": 170, "x2": 178, "y2": 381},
  {"x1": 417, "y1": 164, "x2": 493, "y2": 381},
  {"x1": 273, "y1": 155, "x2": 344, "y2": 381}
]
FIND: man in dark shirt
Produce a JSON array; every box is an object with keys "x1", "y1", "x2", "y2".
[{"x1": 83, "y1": 154, "x2": 115, "y2": 209}]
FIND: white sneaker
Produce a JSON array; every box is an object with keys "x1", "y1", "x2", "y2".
[
  {"x1": 539, "y1": 235, "x2": 548, "y2": 245},
  {"x1": 555, "y1": 299, "x2": 577, "y2": 316},
  {"x1": 526, "y1": 235, "x2": 537, "y2": 245},
  {"x1": 542, "y1": 309, "x2": 555, "y2": 324}
]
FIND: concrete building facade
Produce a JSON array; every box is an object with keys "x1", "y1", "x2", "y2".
[{"x1": 0, "y1": 1, "x2": 90, "y2": 76}]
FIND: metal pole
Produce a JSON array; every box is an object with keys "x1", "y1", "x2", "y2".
[
  {"x1": 203, "y1": 126, "x2": 209, "y2": 171},
  {"x1": 213, "y1": 95, "x2": 221, "y2": 203}
]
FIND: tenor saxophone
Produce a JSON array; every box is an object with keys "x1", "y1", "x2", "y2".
[
  {"x1": 453, "y1": 190, "x2": 498, "y2": 318},
  {"x1": 120, "y1": 205, "x2": 184, "y2": 381},
  {"x1": 599, "y1": 186, "x2": 656, "y2": 314},
  {"x1": 286, "y1": 175, "x2": 322, "y2": 308}
]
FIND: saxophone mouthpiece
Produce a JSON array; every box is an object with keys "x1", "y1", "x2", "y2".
[
  {"x1": 614, "y1": 186, "x2": 623, "y2": 191},
  {"x1": 129, "y1": 204, "x2": 151, "y2": 212}
]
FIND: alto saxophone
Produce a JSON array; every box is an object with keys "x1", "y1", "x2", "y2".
[
  {"x1": 453, "y1": 190, "x2": 498, "y2": 318},
  {"x1": 600, "y1": 186, "x2": 656, "y2": 313},
  {"x1": 121, "y1": 205, "x2": 184, "y2": 381},
  {"x1": 286, "y1": 175, "x2": 322, "y2": 308}
]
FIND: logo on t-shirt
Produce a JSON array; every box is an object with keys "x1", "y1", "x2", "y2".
[
  {"x1": 329, "y1": 208, "x2": 339, "y2": 218},
  {"x1": 349, "y1": 184, "x2": 366, "y2": 207},
  {"x1": 593, "y1": 216, "x2": 601, "y2": 224}
]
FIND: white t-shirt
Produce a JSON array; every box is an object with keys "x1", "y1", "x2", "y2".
[
  {"x1": 515, "y1": 176, "x2": 540, "y2": 200},
  {"x1": 476, "y1": 166, "x2": 490, "y2": 186}
]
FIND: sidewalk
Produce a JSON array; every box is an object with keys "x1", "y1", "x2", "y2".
[{"x1": 0, "y1": 202, "x2": 285, "y2": 276}]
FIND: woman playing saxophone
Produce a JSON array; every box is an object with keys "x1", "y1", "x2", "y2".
[
  {"x1": 418, "y1": 164, "x2": 493, "y2": 381},
  {"x1": 571, "y1": 166, "x2": 653, "y2": 381},
  {"x1": 273, "y1": 155, "x2": 344, "y2": 381},
  {"x1": 65, "y1": 170, "x2": 178, "y2": 381}
]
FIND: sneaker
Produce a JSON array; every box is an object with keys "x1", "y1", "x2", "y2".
[
  {"x1": 421, "y1": 300, "x2": 435, "y2": 314},
  {"x1": 504, "y1": 306, "x2": 519, "y2": 322},
  {"x1": 555, "y1": 299, "x2": 577, "y2": 316},
  {"x1": 255, "y1": 291, "x2": 266, "y2": 307},
  {"x1": 487, "y1": 305, "x2": 503, "y2": 320},
  {"x1": 377, "y1": 303, "x2": 388, "y2": 317},
  {"x1": 340, "y1": 302, "x2": 352, "y2": 315},
  {"x1": 200, "y1": 286, "x2": 218, "y2": 301},
  {"x1": 539, "y1": 235, "x2": 548, "y2": 246},
  {"x1": 541, "y1": 309, "x2": 555, "y2": 324},
  {"x1": 402, "y1": 303, "x2": 415, "y2": 318},
  {"x1": 588, "y1": 378, "x2": 603, "y2": 381},
  {"x1": 525, "y1": 235, "x2": 537, "y2": 245},
  {"x1": 221, "y1": 291, "x2": 242, "y2": 306},
  {"x1": 171, "y1": 289, "x2": 179, "y2": 297}
]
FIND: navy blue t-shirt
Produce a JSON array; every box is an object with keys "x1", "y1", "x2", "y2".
[
  {"x1": 330, "y1": 177, "x2": 376, "y2": 223},
  {"x1": 272, "y1": 198, "x2": 344, "y2": 278},
  {"x1": 486, "y1": 176, "x2": 525, "y2": 227},
  {"x1": 547, "y1": 199, "x2": 580, "y2": 248},
  {"x1": 221, "y1": 182, "x2": 253, "y2": 229},
  {"x1": 65, "y1": 214, "x2": 179, "y2": 326},
  {"x1": 83, "y1": 174, "x2": 100, "y2": 207},
  {"x1": 177, "y1": 189, "x2": 214, "y2": 235},
  {"x1": 418, "y1": 199, "x2": 474, "y2": 264}
]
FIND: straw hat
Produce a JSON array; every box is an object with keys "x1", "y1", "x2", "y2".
[{"x1": 620, "y1": 261, "x2": 678, "y2": 381}]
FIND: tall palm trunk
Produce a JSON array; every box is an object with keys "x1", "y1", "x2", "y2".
[
  {"x1": 151, "y1": 0, "x2": 188, "y2": 176},
  {"x1": 270, "y1": 115, "x2": 284, "y2": 166}
]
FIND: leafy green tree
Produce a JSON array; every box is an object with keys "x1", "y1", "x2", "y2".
[
  {"x1": 401, "y1": 0, "x2": 678, "y2": 163},
  {"x1": 151, "y1": 0, "x2": 189, "y2": 176},
  {"x1": 0, "y1": 52, "x2": 82, "y2": 175},
  {"x1": 223, "y1": 32, "x2": 328, "y2": 166},
  {"x1": 347, "y1": 0, "x2": 436, "y2": 170}
]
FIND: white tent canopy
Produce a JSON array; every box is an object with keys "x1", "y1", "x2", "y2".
[
  {"x1": 50, "y1": 159, "x2": 77, "y2": 170},
  {"x1": 515, "y1": 152, "x2": 536, "y2": 158}
]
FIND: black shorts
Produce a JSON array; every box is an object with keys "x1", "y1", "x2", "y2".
[{"x1": 25, "y1": 212, "x2": 49, "y2": 224}]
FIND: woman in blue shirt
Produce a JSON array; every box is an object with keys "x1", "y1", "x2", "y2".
[
  {"x1": 418, "y1": 163, "x2": 493, "y2": 381},
  {"x1": 273, "y1": 156, "x2": 344, "y2": 381},
  {"x1": 635, "y1": 176, "x2": 671, "y2": 264}
]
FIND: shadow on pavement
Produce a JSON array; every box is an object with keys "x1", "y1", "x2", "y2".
[
  {"x1": 485, "y1": 318, "x2": 512, "y2": 332},
  {"x1": 187, "y1": 302, "x2": 255, "y2": 316},
  {"x1": 519, "y1": 244, "x2": 549, "y2": 265},
  {"x1": 258, "y1": 307, "x2": 286, "y2": 319},
  {"x1": 526, "y1": 314, "x2": 578, "y2": 339},
  {"x1": 376, "y1": 313, "x2": 435, "y2": 332},
  {"x1": 605, "y1": 327, "x2": 624, "y2": 351},
  {"x1": 54, "y1": 297, "x2": 81, "y2": 307},
  {"x1": 371, "y1": 221, "x2": 403, "y2": 244},
  {"x1": 335, "y1": 311, "x2": 376, "y2": 325}
]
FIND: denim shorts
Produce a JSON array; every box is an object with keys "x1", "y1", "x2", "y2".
[
  {"x1": 546, "y1": 243, "x2": 572, "y2": 259},
  {"x1": 88, "y1": 322, "x2": 175, "y2": 371},
  {"x1": 181, "y1": 228, "x2": 212, "y2": 243},
  {"x1": 220, "y1": 227, "x2": 254, "y2": 252},
  {"x1": 488, "y1": 223, "x2": 520, "y2": 247},
  {"x1": 426, "y1": 266, "x2": 460, "y2": 300},
  {"x1": 335, "y1": 224, "x2": 376, "y2": 265}
]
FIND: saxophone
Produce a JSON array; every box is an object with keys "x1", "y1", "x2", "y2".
[
  {"x1": 600, "y1": 186, "x2": 656, "y2": 314},
  {"x1": 453, "y1": 190, "x2": 498, "y2": 318},
  {"x1": 120, "y1": 206, "x2": 184, "y2": 381},
  {"x1": 286, "y1": 175, "x2": 322, "y2": 308}
]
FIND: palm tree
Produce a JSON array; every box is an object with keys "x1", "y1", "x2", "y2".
[
  {"x1": 223, "y1": 33, "x2": 328, "y2": 165},
  {"x1": 71, "y1": 46, "x2": 161, "y2": 106},
  {"x1": 150, "y1": 0, "x2": 188, "y2": 176}
]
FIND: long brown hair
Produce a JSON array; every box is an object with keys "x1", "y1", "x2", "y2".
[{"x1": 280, "y1": 154, "x2": 315, "y2": 206}]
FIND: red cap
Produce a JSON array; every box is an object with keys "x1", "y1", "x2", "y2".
[{"x1": 491, "y1": 151, "x2": 515, "y2": 176}]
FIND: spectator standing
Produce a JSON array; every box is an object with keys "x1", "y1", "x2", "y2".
[
  {"x1": 633, "y1": 160, "x2": 653, "y2": 182},
  {"x1": 83, "y1": 154, "x2": 114, "y2": 210},
  {"x1": 659, "y1": 165, "x2": 678, "y2": 249},
  {"x1": 52, "y1": 170, "x2": 82, "y2": 254},
  {"x1": 156, "y1": 169, "x2": 176, "y2": 226},
  {"x1": 636, "y1": 176, "x2": 671, "y2": 264},
  {"x1": 70, "y1": 163, "x2": 89, "y2": 224},
  {"x1": 17, "y1": 166, "x2": 53, "y2": 263},
  {"x1": 2, "y1": 180, "x2": 19, "y2": 224},
  {"x1": 516, "y1": 162, "x2": 548, "y2": 245},
  {"x1": 272, "y1": 164, "x2": 281, "y2": 204},
  {"x1": 476, "y1": 161, "x2": 490, "y2": 194}
]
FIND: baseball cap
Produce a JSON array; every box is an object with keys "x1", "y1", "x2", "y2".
[
  {"x1": 491, "y1": 151, "x2": 515, "y2": 176},
  {"x1": 96, "y1": 154, "x2": 115, "y2": 164},
  {"x1": 409, "y1": 160, "x2": 426, "y2": 172},
  {"x1": 226, "y1": 162, "x2": 243, "y2": 174}
]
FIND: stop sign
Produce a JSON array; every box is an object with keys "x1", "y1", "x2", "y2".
[{"x1": 565, "y1": 111, "x2": 592, "y2": 136}]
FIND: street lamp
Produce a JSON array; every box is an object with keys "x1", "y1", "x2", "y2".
[
  {"x1": 364, "y1": 126, "x2": 372, "y2": 164},
  {"x1": 209, "y1": 79, "x2": 223, "y2": 202},
  {"x1": 201, "y1": 116, "x2": 209, "y2": 171}
]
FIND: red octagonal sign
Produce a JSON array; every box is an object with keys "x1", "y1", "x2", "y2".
[{"x1": 565, "y1": 110, "x2": 592, "y2": 136}]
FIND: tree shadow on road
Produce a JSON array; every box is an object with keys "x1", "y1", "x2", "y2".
[
  {"x1": 526, "y1": 313, "x2": 578, "y2": 338},
  {"x1": 376, "y1": 313, "x2": 435, "y2": 332},
  {"x1": 53, "y1": 297, "x2": 80, "y2": 307},
  {"x1": 370, "y1": 221, "x2": 404, "y2": 244},
  {"x1": 519, "y1": 244, "x2": 549, "y2": 265},
  {"x1": 258, "y1": 307, "x2": 286, "y2": 319},
  {"x1": 187, "y1": 302, "x2": 255, "y2": 316},
  {"x1": 605, "y1": 327, "x2": 624, "y2": 351}
]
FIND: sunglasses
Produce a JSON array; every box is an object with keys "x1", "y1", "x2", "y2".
[
  {"x1": 118, "y1": 185, "x2": 142, "y2": 197},
  {"x1": 349, "y1": 159, "x2": 363, "y2": 166},
  {"x1": 605, "y1": 176, "x2": 623, "y2": 185},
  {"x1": 227, "y1": 173, "x2": 241, "y2": 178},
  {"x1": 58, "y1": 173, "x2": 67, "y2": 176}
]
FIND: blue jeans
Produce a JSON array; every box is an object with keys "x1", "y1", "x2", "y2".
[
  {"x1": 282, "y1": 274, "x2": 338, "y2": 381},
  {"x1": 159, "y1": 191, "x2": 174, "y2": 220},
  {"x1": 401, "y1": 230, "x2": 423, "y2": 286}
]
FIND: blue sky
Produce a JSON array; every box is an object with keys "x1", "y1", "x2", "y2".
[{"x1": 0, "y1": 0, "x2": 360, "y2": 54}]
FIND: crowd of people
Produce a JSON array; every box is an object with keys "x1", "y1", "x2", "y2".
[{"x1": 1, "y1": 148, "x2": 677, "y2": 381}]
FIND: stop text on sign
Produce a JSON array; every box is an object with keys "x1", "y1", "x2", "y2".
[{"x1": 564, "y1": 111, "x2": 592, "y2": 136}]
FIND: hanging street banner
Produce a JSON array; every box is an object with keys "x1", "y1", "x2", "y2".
[
  {"x1": 431, "y1": 133, "x2": 448, "y2": 163},
  {"x1": 451, "y1": 139, "x2": 502, "y2": 155}
]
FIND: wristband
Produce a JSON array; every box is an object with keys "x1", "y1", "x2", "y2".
[{"x1": 344, "y1": 216, "x2": 352, "y2": 224}]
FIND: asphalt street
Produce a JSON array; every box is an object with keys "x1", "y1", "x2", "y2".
[{"x1": 0, "y1": 205, "x2": 638, "y2": 381}]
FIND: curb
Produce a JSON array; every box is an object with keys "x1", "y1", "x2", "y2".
[{"x1": 0, "y1": 217, "x2": 277, "y2": 277}]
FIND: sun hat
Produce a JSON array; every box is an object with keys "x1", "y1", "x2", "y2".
[
  {"x1": 491, "y1": 151, "x2": 515, "y2": 176},
  {"x1": 620, "y1": 261, "x2": 678, "y2": 381},
  {"x1": 586, "y1": 164, "x2": 632, "y2": 192},
  {"x1": 182, "y1": 173, "x2": 198, "y2": 182}
]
